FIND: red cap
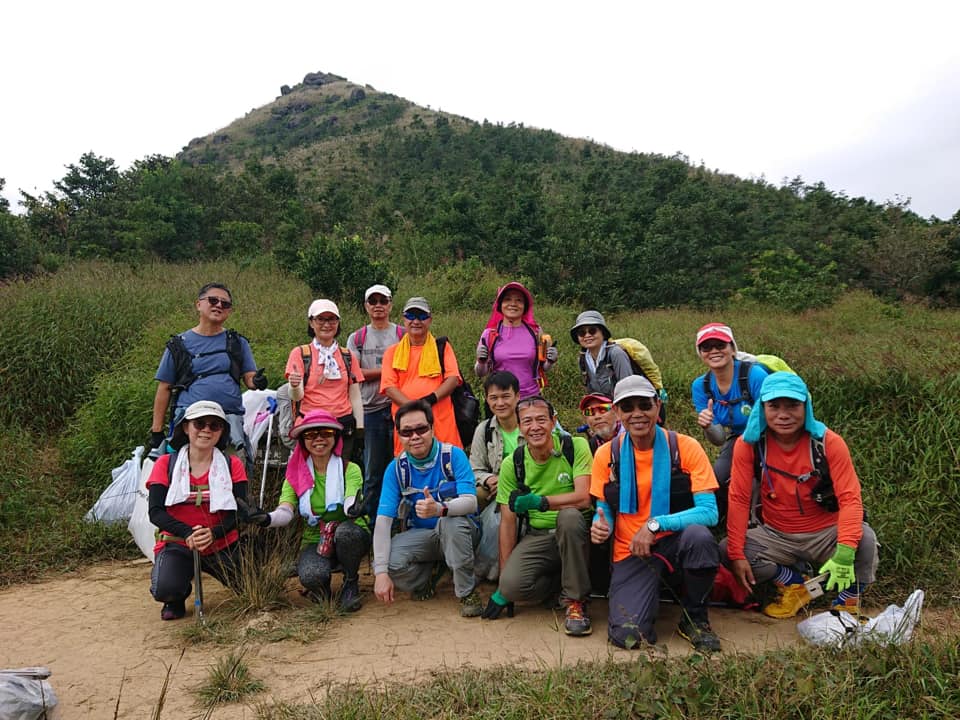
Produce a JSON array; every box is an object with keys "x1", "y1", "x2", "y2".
[{"x1": 579, "y1": 393, "x2": 612, "y2": 412}]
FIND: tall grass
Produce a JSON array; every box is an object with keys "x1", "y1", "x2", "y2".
[{"x1": 0, "y1": 261, "x2": 958, "y2": 605}]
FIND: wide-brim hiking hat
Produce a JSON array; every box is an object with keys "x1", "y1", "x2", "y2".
[
  {"x1": 579, "y1": 393, "x2": 613, "y2": 412},
  {"x1": 570, "y1": 310, "x2": 611, "y2": 344},
  {"x1": 743, "y1": 371, "x2": 826, "y2": 443},
  {"x1": 364, "y1": 284, "x2": 392, "y2": 302},
  {"x1": 182, "y1": 400, "x2": 227, "y2": 423},
  {"x1": 307, "y1": 299, "x2": 340, "y2": 320},
  {"x1": 289, "y1": 410, "x2": 344, "y2": 439},
  {"x1": 612, "y1": 375, "x2": 658, "y2": 405},
  {"x1": 695, "y1": 322, "x2": 738, "y2": 354},
  {"x1": 403, "y1": 296, "x2": 432, "y2": 314}
]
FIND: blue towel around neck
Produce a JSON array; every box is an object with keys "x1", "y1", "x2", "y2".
[{"x1": 618, "y1": 426, "x2": 671, "y2": 516}]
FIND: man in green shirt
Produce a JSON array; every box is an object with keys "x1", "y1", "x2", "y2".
[{"x1": 481, "y1": 396, "x2": 594, "y2": 635}]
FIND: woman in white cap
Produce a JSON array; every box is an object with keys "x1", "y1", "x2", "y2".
[
  {"x1": 147, "y1": 400, "x2": 247, "y2": 621},
  {"x1": 249, "y1": 409, "x2": 369, "y2": 611},
  {"x1": 285, "y1": 298, "x2": 365, "y2": 461}
]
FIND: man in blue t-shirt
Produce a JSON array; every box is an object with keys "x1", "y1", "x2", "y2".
[
  {"x1": 373, "y1": 399, "x2": 483, "y2": 617},
  {"x1": 151, "y1": 283, "x2": 266, "y2": 461}
]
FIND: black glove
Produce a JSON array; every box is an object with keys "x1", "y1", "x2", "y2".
[
  {"x1": 148, "y1": 431, "x2": 166, "y2": 450},
  {"x1": 424, "y1": 392, "x2": 439, "y2": 405},
  {"x1": 345, "y1": 488, "x2": 366, "y2": 519},
  {"x1": 481, "y1": 591, "x2": 515, "y2": 620},
  {"x1": 252, "y1": 368, "x2": 268, "y2": 391},
  {"x1": 236, "y1": 497, "x2": 271, "y2": 528}
]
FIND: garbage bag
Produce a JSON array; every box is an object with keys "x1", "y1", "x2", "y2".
[
  {"x1": 84, "y1": 446, "x2": 144, "y2": 524},
  {"x1": 796, "y1": 589, "x2": 924, "y2": 648},
  {"x1": 0, "y1": 668, "x2": 59, "y2": 720},
  {"x1": 474, "y1": 502, "x2": 500, "y2": 582},
  {"x1": 127, "y1": 457, "x2": 158, "y2": 562}
]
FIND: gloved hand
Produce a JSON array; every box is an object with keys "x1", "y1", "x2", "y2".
[
  {"x1": 423, "y1": 393, "x2": 439, "y2": 406},
  {"x1": 481, "y1": 590, "x2": 514, "y2": 620},
  {"x1": 236, "y1": 497, "x2": 271, "y2": 528},
  {"x1": 345, "y1": 489, "x2": 366, "y2": 519},
  {"x1": 476, "y1": 344, "x2": 489, "y2": 361},
  {"x1": 353, "y1": 426, "x2": 365, "y2": 442},
  {"x1": 252, "y1": 368, "x2": 268, "y2": 391},
  {"x1": 510, "y1": 490, "x2": 546, "y2": 515},
  {"x1": 148, "y1": 431, "x2": 166, "y2": 450},
  {"x1": 819, "y1": 543, "x2": 856, "y2": 592},
  {"x1": 545, "y1": 345, "x2": 559, "y2": 363}
]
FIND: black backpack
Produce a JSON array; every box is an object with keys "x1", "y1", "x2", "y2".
[
  {"x1": 166, "y1": 329, "x2": 245, "y2": 394},
  {"x1": 436, "y1": 336, "x2": 480, "y2": 448}
]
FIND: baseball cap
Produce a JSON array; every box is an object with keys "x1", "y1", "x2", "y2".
[
  {"x1": 579, "y1": 393, "x2": 612, "y2": 412},
  {"x1": 182, "y1": 400, "x2": 227, "y2": 422},
  {"x1": 612, "y1": 376, "x2": 658, "y2": 405},
  {"x1": 402, "y1": 296, "x2": 431, "y2": 314},
  {"x1": 307, "y1": 299, "x2": 340, "y2": 319},
  {"x1": 696, "y1": 323, "x2": 735, "y2": 348},
  {"x1": 364, "y1": 284, "x2": 393, "y2": 302}
]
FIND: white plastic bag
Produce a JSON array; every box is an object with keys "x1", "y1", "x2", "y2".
[
  {"x1": 0, "y1": 668, "x2": 59, "y2": 720},
  {"x1": 84, "y1": 446, "x2": 144, "y2": 524},
  {"x1": 474, "y1": 502, "x2": 501, "y2": 582},
  {"x1": 127, "y1": 457, "x2": 158, "y2": 563},
  {"x1": 797, "y1": 589, "x2": 924, "y2": 648}
]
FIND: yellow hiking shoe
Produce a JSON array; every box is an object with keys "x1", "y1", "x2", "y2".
[{"x1": 763, "y1": 583, "x2": 812, "y2": 619}]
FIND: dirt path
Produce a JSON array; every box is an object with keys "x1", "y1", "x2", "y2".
[{"x1": 0, "y1": 560, "x2": 945, "y2": 719}]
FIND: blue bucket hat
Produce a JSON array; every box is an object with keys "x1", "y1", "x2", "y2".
[{"x1": 743, "y1": 372, "x2": 825, "y2": 442}]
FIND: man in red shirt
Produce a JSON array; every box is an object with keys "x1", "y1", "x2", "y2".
[{"x1": 723, "y1": 372, "x2": 878, "y2": 618}]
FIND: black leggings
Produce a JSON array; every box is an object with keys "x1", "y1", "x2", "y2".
[{"x1": 150, "y1": 541, "x2": 242, "y2": 603}]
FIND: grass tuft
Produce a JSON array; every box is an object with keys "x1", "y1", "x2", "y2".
[{"x1": 194, "y1": 649, "x2": 265, "y2": 707}]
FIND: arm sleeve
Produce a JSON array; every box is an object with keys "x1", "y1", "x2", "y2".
[
  {"x1": 147, "y1": 483, "x2": 195, "y2": 538},
  {"x1": 656, "y1": 492, "x2": 718, "y2": 532},
  {"x1": 372, "y1": 514, "x2": 393, "y2": 574},
  {"x1": 825, "y1": 431, "x2": 865, "y2": 548},
  {"x1": 445, "y1": 495, "x2": 478, "y2": 516},
  {"x1": 725, "y1": 438, "x2": 756, "y2": 560},
  {"x1": 703, "y1": 423, "x2": 726, "y2": 447}
]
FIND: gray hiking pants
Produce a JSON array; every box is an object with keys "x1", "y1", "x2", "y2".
[{"x1": 388, "y1": 516, "x2": 479, "y2": 599}]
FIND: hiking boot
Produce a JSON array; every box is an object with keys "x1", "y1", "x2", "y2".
[
  {"x1": 763, "y1": 583, "x2": 812, "y2": 619},
  {"x1": 678, "y1": 617, "x2": 721, "y2": 653},
  {"x1": 160, "y1": 600, "x2": 186, "y2": 621},
  {"x1": 459, "y1": 590, "x2": 484, "y2": 618},
  {"x1": 338, "y1": 578, "x2": 362, "y2": 613},
  {"x1": 564, "y1": 600, "x2": 592, "y2": 636}
]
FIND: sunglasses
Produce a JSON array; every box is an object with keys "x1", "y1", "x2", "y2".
[
  {"x1": 200, "y1": 296, "x2": 233, "y2": 309},
  {"x1": 192, "y1": 417, "x2": 225, "y2": 431},
  {"x1": 311, "y1": 315, "x2": 339, "y2": 325},
  {"x1": 403, "y1": 310, "x2": 431, "y2": 322},
  {"x1": 576, "y1": 325, "x2": 600, "y2": 337},
  {"x1": 302, "y1": 428, "x2": 338, "y2": 440},
  {"x1": 366, "y1": 296, "x2": 391, "y2": 306},
  {"x1": 698, "y1": 340, "x2": 728, "y2": 352},
  {"x1": 618, "y1": 397, "x2": 656, "y2": 413},
  {"x1": 397, "y1": 424, "x2": 431, "y2": 438},
  {"x1": 582, "y1": 403, "x2": 612, "y2": 417}
]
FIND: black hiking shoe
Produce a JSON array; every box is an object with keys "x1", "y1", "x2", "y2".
[
  {"x1": 338, "y1": 578, "x2": 362, "y2": 613},
  {"x1": 160, "y1": 600, "x2": 186, "y2": 621},
  {"x1": 678, "y1": 617, "x2": 721, "y2": 653}
]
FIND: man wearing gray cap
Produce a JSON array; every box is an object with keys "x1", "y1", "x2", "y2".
[
  {"x1": 590, "y1": 375, "x2": 722, "y2": 652},
  {"x1": 347, "y1": 284, "x2": 405, "y2": 517},
  {"x1": 380, "y1": 297, "x2": 463, "y2": 454}
]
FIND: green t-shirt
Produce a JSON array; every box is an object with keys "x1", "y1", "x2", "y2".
[
  {"x1": 279, "y1": 461, "x2": 365, "y2": 546},
  {"x1": 496, "y1": 434, "x2": 592, "y2": 529},
  {"x1": 502, "y1": 426, "x2": 521, "y2": 457}
]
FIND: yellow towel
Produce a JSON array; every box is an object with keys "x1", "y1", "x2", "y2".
[{"x1": 392, "y1": 332, "x2": 442, "y2": 377}]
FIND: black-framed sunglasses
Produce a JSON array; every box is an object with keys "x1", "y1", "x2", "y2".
[
  {"x1": 698, "y1": 340, "x2": 728, "y2": 352},
  {"x1": 617, "y1": 397, "x2": 656, "y2": 413},
  {"x1": 397, "y1": 424, "x2": 431, "y2": 438},
  {"x1": 200, "y1": 296, "x2": 233, "y2": 309},
  {"x1": 192, "y1": 417, "x2": 225, "y2": 431},
  {"x1": 403, "y1": 310, "x2": 431, "y2": 322},
  {"x1": 366, "y1": 296, "x2": 391, "y2": 306},
  {"x1": 576, "y1": 325, "x2": 600, "y2": 337}
]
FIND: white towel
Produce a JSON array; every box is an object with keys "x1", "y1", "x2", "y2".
[
  {"x1": 164, "y1": 446, "x2": 237, "y2": 512},
  {"x1": 297, "y1": 455, "x2": 346, "y2": 525}
]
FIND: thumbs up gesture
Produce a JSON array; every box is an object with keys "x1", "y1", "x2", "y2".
[
  {"x1": 591, "y1": 505, "x2": 612, "y2": 544},
  {"x1": 415, "y1": 485, "x2": 440, "y2": 519},
  {"x1": 697, "y1": 398, "x2": 715, "y2": 428}
]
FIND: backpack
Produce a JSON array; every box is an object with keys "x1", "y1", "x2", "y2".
[
  {"x1": 166, "y1": 329, "x2": 245, "y2": 394},
  {"x1": 436, "y1": 336, "x2": 481, "y2": 448},
  {"x1": 482, "y1": 321, "x2": 548, "y2": 389},
  {"x1": 603, "y1": 430, "x2": 693, "y2": 516},
  {"x1": 294, "y1": 343, "x2": 357, "y2": 418},
  {"x1": 702, "y1": 352, "x2": 795, "y2": 409},
  {"x1": 510, "y1": 433, "x2": 576, "y2": 539},
  {"x1": 579, "y1": 338, "x2": 664, "y2": 391},
  {"x1": 394, "y1": 442, "x2": 458, "y2": 529},
  {"x1": 749, "y1": 432, "x2": 840, "y2": 526},
  {"x1": 353, "y1": 324, "x2": 404, "y2": 355}
]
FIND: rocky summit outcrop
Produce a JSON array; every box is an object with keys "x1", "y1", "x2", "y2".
[{"x1": 303, "y1": 71, "x2": 347, "y2": 87}]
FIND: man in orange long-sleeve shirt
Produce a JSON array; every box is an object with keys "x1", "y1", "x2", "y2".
[{"x1": 722, "y1": 372, "x2": 878, "y2": 618}]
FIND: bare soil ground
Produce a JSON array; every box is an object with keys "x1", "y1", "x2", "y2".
[{"x1": 1, "y1": 560, "x2": 950, "y2": 719}]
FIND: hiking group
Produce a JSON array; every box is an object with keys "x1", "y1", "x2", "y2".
[{"x1": 145, "y1": 281, "x2": 878, "y2": 653}]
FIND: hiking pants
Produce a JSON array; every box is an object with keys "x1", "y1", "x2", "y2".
[
  {"x1": 720, "y1": 522, "x2": 878, "y2": 585},
  {"x1": 298, "y1": 521, "x2": 371, "y2": 594},
  {"x1": 498, "y1": 508, "x2": 591, "y2": 605},
  {"x1": 388, "y1": 516, "x2": 479, "y2": 599},
  {"x1": 362, "y1": 405, "x2": 394, "y2": 518},
  {"x1": 150, "y1": 541, "x2": 243, "y2": 603},
  {"x1": 607, "y1": 525, "x2": 719, "y2": 648}
]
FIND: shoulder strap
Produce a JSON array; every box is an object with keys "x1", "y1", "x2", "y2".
[
  {"x1": 396, "y1": 452, "x2": 411, "y2": 490},
  {"x1": 300, "y1": 344, "x2": 312, "y2": 385},
  {"x1": 608, "y1": 433, "x2": 622, "y2": 482},
  {"x1": 485, "y1": 325, "x2": 501, "y2": 366},
  {"x1": 484, "y1": 418, "x2": 495, "y2": 446},
  {"x1": 811, "y1": 436, "x2": 830, "y2": 485},
  {"x1": 340, "y1": 347, "x2": 357, "y2": 383},
  {"x1": 225, "y1": 329, "x2": 243, "y2": 385},
  {"x1": 512, "y1": 445, "x2": 527, "y2": 490},
  {"x1": 436, "y1": 336, "x2": 448, "y2": 375},
  {"x1": 667, "y1": 430, "x2": 681, "y2": 474},
  {"x1": 166, "y1": 334, "x2": 193, "y2": 392},
  {"x1": 750, "y1": 434, "x2": 766, "y2": 526},
  {"x1": 440, "y1": 442, "x2": 455, "y2": 483},
  {"x1": 354, "y1": 325, "x2": 368, "y2": 353},
  {"x1": 738, "y1": 360, "x2": 754, "y2": 406},
  {"x1": 560, "y1": 433, "x2": 575, "y2": 468},
  {"x1": 702, "y1": 371, "x2": 715, "y2": 404}
]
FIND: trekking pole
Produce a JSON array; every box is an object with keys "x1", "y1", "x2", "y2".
[
  {"x1": 259, "y1": 410, "x2": 274, "y2": 507},
  {"x1": 193, "y1": 548, "x2": 205, "y2": 625}
]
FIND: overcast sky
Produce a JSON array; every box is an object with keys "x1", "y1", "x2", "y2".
[{"x1": 3, "y1": 1, "x2": 959, "y2": 219}]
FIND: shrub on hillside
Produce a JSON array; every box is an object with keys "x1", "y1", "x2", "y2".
[{"x1": 296, "y1": 232, "x2": 397, "y2": 303}]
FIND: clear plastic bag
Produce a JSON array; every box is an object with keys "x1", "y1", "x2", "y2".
[
  {"x1": 83, "y1": 446, "x2": 144, "y2": 524},
  {"x1": 0, "y1": 668, "x2": 59, "y2": 720},
  {"x1": 127, "y1": 457, "x2": 158, "y2": 562},
  {"x1": 796, "y1": 589, "x2": 924, "y2": 648},
  {"x1": 474, "y1": 502, "x2": 501, "y2": 582}
]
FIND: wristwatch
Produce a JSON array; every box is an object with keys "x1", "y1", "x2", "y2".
[
  {"x1": 646, "y1": 518, "x2": 661, "y2": 533},
  {"x1": 439, "y1": 502, "x2": 449, "y2": 517}
]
